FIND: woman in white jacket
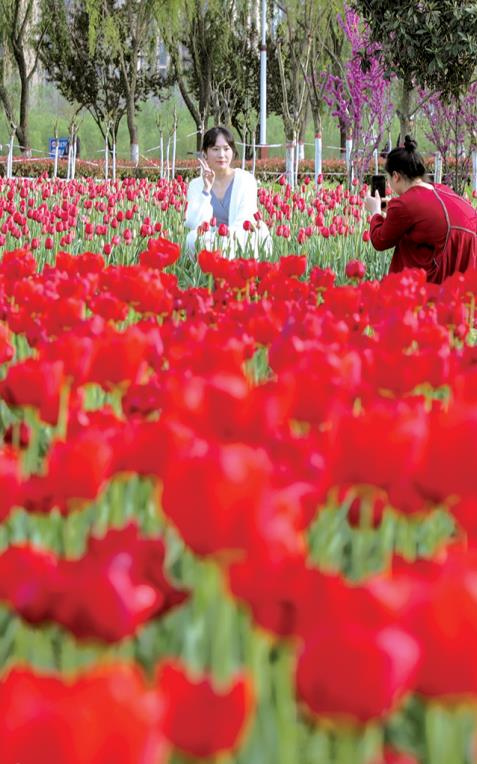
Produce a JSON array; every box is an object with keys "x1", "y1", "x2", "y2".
[{"x1": 184, "y1": 126, "x2": 272, "y2": 258}]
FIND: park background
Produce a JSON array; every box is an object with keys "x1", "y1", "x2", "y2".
[
  {"x1": 0, "y1": 82, "x2": 434, "y2": 164},
  {"x1": 1, "y1": 0, "x2": 476, "y2": 187},
  {"x1": 0, "y1": 3, "x2": 476, "y2": 764}
]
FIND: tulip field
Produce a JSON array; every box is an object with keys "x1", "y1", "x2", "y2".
[{"x1": 0, "y1": 172, "x2": 477, "y2": 763}]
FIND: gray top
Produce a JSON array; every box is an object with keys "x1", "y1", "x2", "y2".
[{"x1": 211, "y1": 178, "x2": 235, "y2": 226}]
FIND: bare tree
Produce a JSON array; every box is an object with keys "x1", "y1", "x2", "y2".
[
  {"x1": 160, "y1": 0, "x2": 234, "y2": 149},
  {"x1": 0, "y1": 0, "x2": 47, "y2": 154},
  {"x1": 85, "y1": 0, "x2": 176, "y2": 163},
  {"x1": 273, "y1": 1, "x2": 312, "y2": 184}
]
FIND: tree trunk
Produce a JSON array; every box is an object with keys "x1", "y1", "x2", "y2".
[
  {"x1": 298, "y1": 110, "x2": 307, "y2": 161},
  {"x1": 339, "y1": 117, "x2": 347, "y2": 157},
  {"x1": 17, "y1": 56, "x2": 30, "y2": 155},
  {"x1": 284, "y1": 127, "x2": 296, "y2": 187},
  {"x1": 312, "y1": 110, "x2": 323, "y2": 183},
  {"x1": 172, "y1": 68, "x2": 202, "y2": 151},
  {"x1": 396, "y1": 81, "x2": 414, "y2": 145},
  {"x1": 0, "y1": 85, "x2": 15, "y2": 133},
  {"x1": 127, "y1": 100, "x2": 139, "y2": 165},
  {"x1": 16, "y1": 125, "x2": 31, "y2": 157}
]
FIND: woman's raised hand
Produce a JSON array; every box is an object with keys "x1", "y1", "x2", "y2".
[
  {"x1": 198, "y1": 157, "x2": 215, "y2": 194},
  {"x1": 364, "y1": 190, "x2": 383, "y2": 216}
]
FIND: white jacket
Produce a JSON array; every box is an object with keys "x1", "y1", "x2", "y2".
[{"x1": 185, "y1": 168, "x2": 259, "y2": 232}]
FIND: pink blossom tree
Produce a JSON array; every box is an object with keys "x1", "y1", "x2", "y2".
[
  {"x1": 324, "y1": 5, "x2": 394, "y2": 181},
  {"x1": 419, "y1": 84, "x2": 477, "y2": 194}
]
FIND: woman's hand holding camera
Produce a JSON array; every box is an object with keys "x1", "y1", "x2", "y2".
[
  {"x1": 198, "y1": 157, "x2": 215, "y2": 194},
  {"x1": 365, "y1": 190, "x2": 387, "y2": 216}
]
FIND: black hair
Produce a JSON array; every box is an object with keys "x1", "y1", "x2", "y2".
[
  {"x1": 384, "y1": 135, "x2": 427, "y2": 179},
  {"x1": 201, "y1": 126, "x2": 238, "y2": 159}
]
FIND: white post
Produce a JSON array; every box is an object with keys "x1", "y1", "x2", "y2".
[
  {"x1": 53, "y1": 140, "x2": 60, "y2": 179},
  {"x1": 241, "y1": 131, "x2": 247, "y2": 170},
  {"x1": 71, "y1": 134, "x2": 77, "y2": 180},
  {"x1": 434, "y1": 151, "x2": 442, "y2": 184},
  {"x1": 7, "y1": 131, "x2": 14, "y2": 179},
  {"x1": 373, "y1": 148, "x2": 379, "y2": 176},
  {"x1": 251, "y1": 131, "x2": 256, "y2": 177},
  {"x1": 314, "y1": 133, "x2": 322, "y2": 184},
  {"x1": 160, "y1": 131, "x2": 164, "y2": 179},
  {"x1": 171, "y1": 126, "x2": 177, "y2": 178},
  {"x1": 131, "y1": 142, "x2": 139, "y2": 167},
  {"x1": 66, "y1": 137, "x2": 73, "y2": 181},
  {"x1": 285, "y1": 141, "x2": 295, "y2": 188},
  {"x1": 112, "y1": 140, "x2": 116, "y2": 182},
  {"x1": 472, "y1": 150, "x2": 477, "y2": 194},
  {"x1": 104, "y1": 132, "x2": 109, "y2": 181},
  {"x1": 345, "y1": 136, "x2": 353, "y2": 184},
  {"x1": 295, "y1": 136, "x2": 300, "y2": 186},
  {"x1": 166, "y1": 137, "x2": 170, "y2": 181},
  {"x1": 259, "y1": 0, "x2": 267, "y2": 150}
]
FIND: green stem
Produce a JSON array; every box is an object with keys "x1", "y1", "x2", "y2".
[{"x1": 273, "y1": 644, "x2": 299, "y2": 764}]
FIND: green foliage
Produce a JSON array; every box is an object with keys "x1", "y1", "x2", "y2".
[
  {"x1": 40, "y1": 0, "x2": 171, "y2": 143},
  {"x1": 353, "y1": 0, "x2": 477, "y2": 99},
  {"x1": 159, "y1": 0, "x2": 267, "y2": 143},
  {"x1": 84, "y1": 0, "x2": 100, "y2": 54},
  {"x1": 0, "y1": 0, "x2": 44, "y2": 150},
  {"x1": 270, "y1": 0, "x2": 347, "y2": 139},
  {"x1": 1, "y1": 77, "x2": 437, "y2": 164}
]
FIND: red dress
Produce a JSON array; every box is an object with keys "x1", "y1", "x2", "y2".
[{"x1": 370, "y1": 183, "x2": 477, "y2": 283}]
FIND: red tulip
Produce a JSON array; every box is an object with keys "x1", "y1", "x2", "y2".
[
  {"x1": 162, "y1": 441, "x2": 275, "y2": 556},
  {"x1": 414, "y1": 402, "x2": 477, "y2": 504},
  {"x1": 378, "y1": 549, "x2": 477, "y2": 699},
  {"x1": 0, "y1": 357, "x2": 65, "y2": 425},
  {"x1": 0, "y1": 247, "x2": 36, "y2": 281},
  {"x1": 0, "y1": 448, "x2": 21, "y2": 521},
  {"x1": 139, "y1": 236, "x2": 180, "y2": 269},
  {"x1": 345, "y1": 258, "x2": 366, "y2": 280},
  {"x1": 3, "y1": 421, "x2": 31, "y2": 449},
  {"x1": 376, "y1": 750, "x2": 420, "y2": 764},
  {"x1": 297, "y1": 622, "x2": 420, "y2": 722},
  {"x1": 0, "y1": 664, "x2": 167, "y2": 764},
  {"x1": 0, "y1": 524, "x2": 189, "y2": 641},
  {"x1": 46, "y1": 429, "x2": 114, "y2": 506},
  {"x1": 156, "y1": 660, "x2": 254, "y2": 758},
  {"x1": 87, "y1": 325, "x2": 150, "y2": 388},
  {"x1": 228, "y1": 552, "x2": 325, "y2": 638},
  {"x1": 278, "y1": 254, "x2": 307, "y2": 278}
]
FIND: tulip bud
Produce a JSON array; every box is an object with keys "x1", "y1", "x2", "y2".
[{"x1": 345, "y1": 259, "x2": 366, "y2": 280}]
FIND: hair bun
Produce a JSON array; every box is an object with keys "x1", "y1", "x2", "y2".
[{"x1": 403, "y1": 135, "x2": 417, "y2": 152}]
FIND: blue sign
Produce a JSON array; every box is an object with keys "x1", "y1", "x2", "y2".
[{"x1": 48, "y1": 137, "x2": 69, "y2": 158}]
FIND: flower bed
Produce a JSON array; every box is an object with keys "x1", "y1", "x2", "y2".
[
  {"x1": 0, "y1": 176, "x2": 476, "y2": 762},
  {"x1": 0, "y1": 155, "x2": 386, "y2": 182}
]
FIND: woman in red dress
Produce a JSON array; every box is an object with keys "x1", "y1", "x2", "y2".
[{"x1": 365, "y1": 136, "x2": 477, "y2": 283}]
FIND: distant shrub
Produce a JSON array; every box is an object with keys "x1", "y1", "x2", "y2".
[{"x1": 0, "y1": 154, "x2": 452, "y2": 185}]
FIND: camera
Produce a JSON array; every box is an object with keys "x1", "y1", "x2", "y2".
[{"x1": 371, "y1": 175, "x2": 387, "y2": 210}]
